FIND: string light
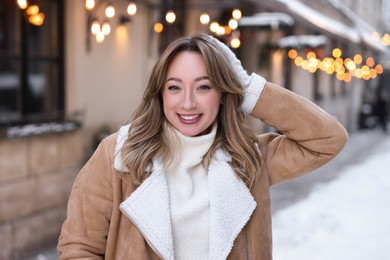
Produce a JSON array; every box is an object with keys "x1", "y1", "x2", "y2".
[
  {"x1": 288, "y1": 49, "x2": 298, "y2": 59},
  {"x1": 26, "y1": 5, "x2": 39, "y2": 15},
  {"x1": 17, "y1": 0, "x2": 28, "y2": 9},
  {"x1": 165, "y1": 10, "x2": 176, "y2": 23},
  {"x1": 216, "y1": 26, "x2": 225, "y2": 36},
  {"x1": 228, "y1": 19, "x2": 238, "y2": 30},
  {"x1": 127, "y1": 2, "x2": 137, "y2": 16},
  {"x1": 210, "y1": 22, "x2": 219, "y2": 33},
  {"x1": 85, "y1": 0, "x2": 95, "y2": 11},
  {"x1": 200, "y1": 13, "x2": 210, "y2": 25},
  {"x1": 288, "y1": 48, "x2": 383, "y2": 82},
  {"x1": 332, "y1": 48, "x2": 342, "y2": 58},
  {"x1": 154, "y1": 22, "x2": 164, "y2": 33},
  {"x1": 91, "y1": 20, "x2": 100, "y2": 34},
  {"x1": 232, "y1": 8, "x2": 242, "y2": 20},
  {"x1": 101, "y1": 21, "x2": 111, "y2": 35},
  {"x1": 29, "y1": 12, "x2": 44, "y2": 26},
  {"x1": 105, "y1": 3, "x2": 115, "y2": 18},
  {"x1": 230, "y1": 38, "x2": 241, "y2": 48},
  {"x1": 96, "y1": 31, "x2": 105, "y2": 43}
]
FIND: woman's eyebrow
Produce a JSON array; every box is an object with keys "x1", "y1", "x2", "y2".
[
  {"x1": 194, "y1": 76, "x2": 209, "y2": 82},
  {"x1": 166, "y1": 77, "x2": 182, "y2": 83},
  {"x1": 165, "y1": 76, "x2": 209, "y2": 83}
]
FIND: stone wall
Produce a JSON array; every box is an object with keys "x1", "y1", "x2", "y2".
[{"x1": 0, "y1": 130, "x2": 84, "y2": 259}]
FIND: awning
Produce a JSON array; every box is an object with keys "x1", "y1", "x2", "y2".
[
  {"x1": 238, "y1": 12, "x2": 294, "y2": 28},
  {"x1": 247, "y1": 0, "x2": 389, "y2": 54},
  {"x1": 275, "y1": 0, "x2": 361, "y2": 44},
  {"x1": 278, "y1": 35, "x2": 328, "y2": 49}
]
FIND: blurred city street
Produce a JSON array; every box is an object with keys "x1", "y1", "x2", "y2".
[{"x1": 2, "y1": 0, "x2": 390, "y2": 259}]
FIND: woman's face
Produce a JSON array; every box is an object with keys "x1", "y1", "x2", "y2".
[{"x1": 162, "y1": 51, "x2": 222, "y2": 137}]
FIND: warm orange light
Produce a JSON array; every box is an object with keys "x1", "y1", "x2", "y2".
[
  {"x1": 26, "y1": 5, "x2": 39, "y2": 15},
  {"x1": 353, "y1": 54, "x2": 363, "y2": 64},
  {"x1": 288, "y1": 49, "x2": 298, "y2": 59},
  {"x1": 85, "y1": 0, "x2": 95, "y2": 11},
  {"x1": 210, "y1": 22, "x2": 219, "y2": 33},
  {"x1": 127, "y1": 2, "x2": 137, "y2": 16},
  {"x1": 28, "y1": 13, "x2": 44, "y2": 26},
  {"x1": 301, "y1": 60, "x2": 309, "y2": 70},
  {"x1": 154, "y1": 22, "x2": 163, "y2": 33},
  {"x1": 91, "y1": 20, "x2": 100, "y2": 35},
  {"x1": 344, "y1": 73, "x2": 352, "y2": 83},
  {"x1": 105, "y1": 4, "x2": 115, "y2": 18},
  {"x1": 370, "y1": 69, "x2": 377, "y2": 79},
  {"x1": 165, "y1": 10, "x2": 176, "y2": 23},
  {"x1": 232, "y1": 8, "x2": 242, "y2": 20},
  {"x1": 17, "y1": 0, "x2": 28, "y2": 9},
  {"x1": 216, "y1": 26, "x2": 225, "y2": 36},
  {"x1": 326, "y1": 66, "x2": 335, "y2": 75},
  {"x1": 230, "y1": 38, "x2": 241, "y2": 48},
  {"x1": 224, "y1": 26, "x2": 232, "y2": 35},
  {"x1": 332, "y1": 48, "x2": 342, "y2": 58},
  {"x1": 102, "y1": 21, "x2": 111, "y2": 35},
  {"x1": 96, "y1": 31, "x2": 105, "y2": 43},
  {"x1": 200, "y1": 13, "x2": 210, "y2": 25},
  {"x1": 346, "y1": 60, "x2": 356, "y2": 71},
  {"x1": 337, "y1": 73, "x2": 345, "y2": 81},
  {"x1": 366, "y1": 57, "x2": 375, "y2": 67},
  {"x1": 355, "y1": 69, "x2": 363, "y2": 78},
  {"x1": 294, "y1": 57, "x2": 303, "y2": 66},
  {"x1": 228, "y1": 19, "x2": 238, "y2": 30},
  {"x1": 375, "y1": 64, "x2": 383, "y2": 74},
  {"x1": 306, "y1": 51, "x2": 316, "y2": 59}
]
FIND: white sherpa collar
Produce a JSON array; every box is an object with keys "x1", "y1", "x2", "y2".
[
  {"x1": 116, "y1": 124, "x2": 256, "y2": 259},
  {"x1": 114, "y1": 124, "x2": 130, "y2": 172}
]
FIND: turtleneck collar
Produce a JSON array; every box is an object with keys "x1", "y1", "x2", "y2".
[{"x1": 171, "y1": 122, "x2": 217, "y2": 167}]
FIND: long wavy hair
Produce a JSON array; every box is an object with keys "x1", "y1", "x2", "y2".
[{"x1": 121, "y1": 33, "x2": 262, "y2": 187}]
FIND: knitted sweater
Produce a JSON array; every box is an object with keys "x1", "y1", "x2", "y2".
[{"x1": 165, "y1": 124, "x2": 217, "y2": 260}]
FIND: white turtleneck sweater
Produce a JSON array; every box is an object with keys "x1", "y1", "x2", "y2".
[{"x1": 165, "y1": 124, "x2": 217, "y2": 260}]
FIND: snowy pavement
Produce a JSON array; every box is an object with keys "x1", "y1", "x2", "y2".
[{"x1": 272, "y1": 131, "x2": 390, "y2": 260}]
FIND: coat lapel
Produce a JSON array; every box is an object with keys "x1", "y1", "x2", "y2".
[
  {"x1": 115, "y1": 125, "x2": 256, "y2": 259},
  {"x1": 208, "y1": 149, "x2": 257, "y2": 260},
  {"x1": 119, "y1": 159, "x2": 174, "y2": 260}
]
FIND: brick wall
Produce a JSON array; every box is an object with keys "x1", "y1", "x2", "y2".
[{"x1": 0, "y1": 131, "x2": 84, "y2": 259}]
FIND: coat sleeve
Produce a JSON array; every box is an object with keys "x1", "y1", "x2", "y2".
[
  {"x1": 252, "y1": 82, "x2": 349, "y2": 186},
  {"x1": 57, "y1": 135, "x2": 116, "y2": 259}
]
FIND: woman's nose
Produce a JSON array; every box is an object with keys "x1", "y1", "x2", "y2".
[{"x1": 182, "y1": 90, "x2": 196, "y2": 110}]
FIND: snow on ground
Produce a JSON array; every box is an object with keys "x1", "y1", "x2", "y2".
[{"x1": 272, "y1": 136, "x2": 390, "y2": 260}]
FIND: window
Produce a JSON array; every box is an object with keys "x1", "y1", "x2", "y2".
[{"x1": 0, "y1": 0, "x2": 64, "y2": 127}]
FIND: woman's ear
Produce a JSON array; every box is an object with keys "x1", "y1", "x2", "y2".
[{"x1": 220, "y1": 94, "x2": 225, "y2": 105}]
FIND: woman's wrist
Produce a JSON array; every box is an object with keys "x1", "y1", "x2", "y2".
[{"x1": 240, "y1": 73, "x2": 267, "y2": 115}]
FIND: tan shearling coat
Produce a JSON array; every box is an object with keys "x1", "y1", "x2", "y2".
[{"x1": 58, "y1": 83, "x2": 348, "y2": 259}]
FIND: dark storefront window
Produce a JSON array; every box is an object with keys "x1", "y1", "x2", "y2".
[{"x1": 0, "y1": 0, "x2": 64, "y2": 127}]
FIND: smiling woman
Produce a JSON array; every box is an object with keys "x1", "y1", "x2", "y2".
[
  {"x1": 58, "y1": 33, "x2": 348, "y2": 260},
  {"x1": 162, "y1": 51, "x2": 222, "y2": 137}
]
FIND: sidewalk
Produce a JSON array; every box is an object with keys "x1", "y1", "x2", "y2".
[
  {"x1": 270, "y1": 128, "x2": 387, "y2": 214},
  {"x1": 271, "y1": 129, "x2": 390, "y2": 259},
  {"x1": 21, "y1": 129, "x2": 387, "y2": 260}
]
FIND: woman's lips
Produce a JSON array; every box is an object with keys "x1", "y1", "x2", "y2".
[{"x1": 177, "y1": 114, "x2": 202, "y2": 124}]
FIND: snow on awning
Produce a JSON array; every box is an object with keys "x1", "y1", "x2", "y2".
[
  {"x1": 238, "y1": 12, "x2": 294, "y2": 28},
  {"x1": 278, "y1": 35, "x2": 328, "y2": 49},
  {"x1": 327, "y1": 0, "x2": 388, "y2": 53},
  {"x1": 276, "y1": 0, "x2": 361, "y2": 44}
]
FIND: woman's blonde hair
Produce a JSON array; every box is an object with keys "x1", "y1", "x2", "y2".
[{"x1": 121, "y1": 33, "x2": 262, "y2": 187}]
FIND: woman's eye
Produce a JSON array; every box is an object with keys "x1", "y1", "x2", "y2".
[
  {"x1": 167, "y1": 85, "x2": 180, "y2": 91},
  {"x1": 198, "y1": 85, "x2": 211, "y2": 91}
]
